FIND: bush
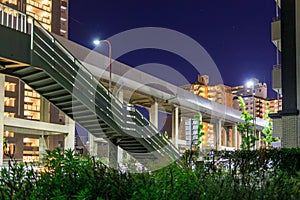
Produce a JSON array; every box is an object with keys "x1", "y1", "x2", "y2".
[{"x1": 0, "y1": 148, "x2": 299, "y2": 199}]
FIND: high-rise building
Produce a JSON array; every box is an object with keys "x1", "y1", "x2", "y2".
[
  {"x1": 0, "y1": 0, "x2": 68, "y2": 38},
  {"x1": 0, "y1": 0, "x2": 73, "y2": 165},
  {"x1": 184, "y1": 75, "x2": 234, "y2": 108},
  {"x1": 182, "y1": 74, "x2": 282, "y2": 150},
  {"x1": 270, "y1": 0, "x2": 300, "y2": 148}
]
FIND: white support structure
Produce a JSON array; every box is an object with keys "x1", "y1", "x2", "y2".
[
  {"x1": 216, "y1": 120, "x2": 222, "y2": 150},
  {"x1": 64, "y1": 116, "x2": 75, "y2": 150},
  {"x1": 117, "y1": 89, "x2": 123, "y2": 164},
  {"x1": 172, "y1": 106, "x2": 179, "y2": 148},
  {"x1": 39, "y1": 133, "x2": 48, "y2": 161},
  {"x1": 0, "y1": 74, "x2": 4, "y2": 166},
  {"x1": 88, "y1": 133, "x2": 97, "y2": 156},
  {"x1": 232, "y1": 124, "x2": 238, "y2": 149},
  {"x1": 40, "y1": 97, "x2": 50, "y2": 123},
  {"x1": 149, "y1": 101, "x2": 159, "y2": 128}
]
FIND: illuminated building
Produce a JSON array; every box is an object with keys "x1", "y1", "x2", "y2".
[
  {"x1": 0, "y1": 0, "x2": 68, "y2": 38},
  {"x1": 0, "y1": 0, "x2": 73, "y2": 165}
]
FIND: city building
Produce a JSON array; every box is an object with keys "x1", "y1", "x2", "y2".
[
  {"x1": 0, "y1": 0, "x2": 73, "y2": 165},
  {"x1": 183, "y1": 75, "x2": 234, "y2": 108},
  {"x1": 181, "y1": 74, "x2": 282, "y2": 150},
  {"x1": 270, "y1": 0, "x2": 300, "y2": 148},
  {"x1": 0, "y1": 0, "x2": 68, "y2": 38}
]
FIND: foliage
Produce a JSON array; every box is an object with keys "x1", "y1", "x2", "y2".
[
  {"x1": 262, "y1": 103, "x2": 278, "y2": 146},
  {"x1": 237, "y1": 96, "x2": 257, "y2": 150},
  {"x1": 0, "y1": 148, "x2": 299, "y2": 199}
]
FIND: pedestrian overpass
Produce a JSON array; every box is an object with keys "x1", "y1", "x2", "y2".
[{"x1": 0, "y1": 3, "x2": 179, "y2": 167}]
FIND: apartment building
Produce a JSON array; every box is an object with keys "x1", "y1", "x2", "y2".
[
  {"x1": 270, "y1": 0, "x2": 300, "y2": 148},
  {"x1": 0, "y1": 0, "x2": 68, "y2": 38},
  {"x1": 0, "y1": 0, "x2": 73, "y2": 164}
]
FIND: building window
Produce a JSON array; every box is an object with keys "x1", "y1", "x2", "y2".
[
  {"x1": 2, "y1": 0, "x2": 17, "y2": 5},
  {"x1": 4, "y1": 112, "x2": 15, "y2": 118},
  {"x1": 4, "y1": 97, "x2": 15, "y2": 107},
  {"x1": 3, "y1": 130, "x2": 14, "y2": 138},
  {"x1": 23, "y1": 137, "x2": 39, "y2": 162},
  {"x1": 24, "y1": 84, "x2": 40, "y2": 120},
  {"x1": 4, "y1": 82, "x2": 16, "y2": 92}
]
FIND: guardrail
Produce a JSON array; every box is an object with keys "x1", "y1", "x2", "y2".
[{"x1": 0, "y1": 2, "x2": 179, "y2": 160}]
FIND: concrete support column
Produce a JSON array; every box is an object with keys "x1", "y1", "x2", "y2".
[
  {"x1": 40, "y1": 97, "x2": 50, "y2": 122},
  {"x1": 223, "y1": 128, "x2": 227, "y2": 146},
  {"x1": 39, "y1": 133, "x2": 49, "y2": 161},
  {"x1": 282, "y1": 115, "x2": 299, "y2": 147},
  {"x1": 88, "y1": 133, "x2": 97, "y2": 156},
  {"x1": 108, "y1": 141, "x2": 118, "y2": 169},
  {"x1": 172, "y1": 106, "x2": 179, "y2": 148},
  {"x1": 0, "y1": 74, "x2": 5, "y2": 166},
  {"x1": 64, "y1": 117, "x2": 75, "y2": 150},
  {"x1": 232, "y1": 124, "x2": 238, "y2": 149},
  {"x1": 255, "y1": 130, "x2": 261, "y2": 149},
  {"x1": 116, "y1": 89, "x2": 123, "y2": 164},
  {"x1": 215, "y1": 120, "x2": 222, "y2": 150},
  {"x1": 150, "y1": 101, "x2": 159, "y2": 128}
]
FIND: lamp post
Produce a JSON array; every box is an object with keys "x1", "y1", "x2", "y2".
[
  {"x1": 93, "y1": 39, "x2": 112, "y2": 92},
  {"x1": 246, "y1": 80, "x2": 256, "y2": 147}
]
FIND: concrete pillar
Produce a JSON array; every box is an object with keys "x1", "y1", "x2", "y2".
[
  {"x1": 282, "y1": 115, "x2": 299, "y2": 147},
  {"x1": 215, "y1": 120, "x2": 222, "y2": 150},
  {"x1": 0, "y1": 74, "x2": 5, "y2": 166},
  {"x1": 64, "y1": 117, "x2": 75, "y2": 150},
  {"x1": 232, "y1": 124, "x2": 238, "y2": 149},
  {"x1": 39, "y1": 133, "x2": 49, "y2": 161},
  {"x1": 150, "y1": 101, "x2": 158, "y2": 128},
  {"x1": 255, "y1": 130, "x2": 261, "y2": 149},
  {"x1": 108, "y1": 141, "x2": 118, "y2": 169},
  {"x1": 281, "y1": 0, "x2": 300, "y2": 148},
  {"x1": 40, "y1": 97, "x2": 50, "y2": 122},
  {"x1": 172, "y1": 106, "x2": 179, "y2": 148},
  {"x1": 117, "y1": 89, "x2": 123, "y2": 164},
  {"x1": 88, "y1": 133, "x2": 97, "y2": 156}
]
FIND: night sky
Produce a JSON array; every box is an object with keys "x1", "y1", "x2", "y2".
[{"x1": 69, "y1": 0, "x2": 277, "y2": 98}]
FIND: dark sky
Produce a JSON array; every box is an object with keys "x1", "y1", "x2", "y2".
[{"x1": 69, "y1": 0, "x2": 277, "y2": 98}]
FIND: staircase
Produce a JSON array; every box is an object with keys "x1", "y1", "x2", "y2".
[{"x1": 0, "y1": 3, "x2": 179, "y2": 167}]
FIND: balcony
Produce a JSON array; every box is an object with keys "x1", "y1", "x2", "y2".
[
  {"x1": 272, "y1": 64, "x2": 282, "y2": 94},
  {"x1": 275, "y1": 0, "x2": 281, "y2": 8},
  {"x1": 271, "y1": 17, "x2": 281, "y2": 51}
]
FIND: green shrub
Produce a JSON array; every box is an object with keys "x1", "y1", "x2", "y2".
[{"x1": 0, "y1": 148, "x2": 299, "y2": 199}]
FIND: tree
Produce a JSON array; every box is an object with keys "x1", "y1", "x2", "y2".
[
  {"x1": 195, "y1": 112, "x2": 205, "y2": 147},
  {"x1": 262, "y1": 103, "x2": 278, "y2": 147},
  {"x1": 237, "y1": 96, "x2": 257, "y2": 150}
]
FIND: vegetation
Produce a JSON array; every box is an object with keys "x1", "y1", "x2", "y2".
[
  {"x1": 0, "y1": 148, "x2": 299, "y2": 200},
  {"x1": 237, "y1": 96, "x2": 258, "y2": 150},
  {"x1": 262, "y1": 104, "x2": 278, "y2": 147}
]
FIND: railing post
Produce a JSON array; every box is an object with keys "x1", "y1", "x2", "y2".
[
  {"x1": 30, "y1": 18, "x2": 34, "y2": 50},
  {"x1": 1, "y1": 6, "x2": 4, "y2": 25}
]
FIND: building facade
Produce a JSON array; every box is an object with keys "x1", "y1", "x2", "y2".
[
  {"x1": 0, "y1": 0, "x2": 68, "y2": 38},
  {"x1": 0, "y1": 0, "x2": 73, "y2": 165},
  {"x1": 270, "y1": 0, "x2": 300, "y2": 147}
]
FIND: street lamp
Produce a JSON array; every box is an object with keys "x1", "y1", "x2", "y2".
[
  {"x1": 93, "y1": 39, "x2": 112, "y2": 92},
  {"x1": 246, "y1": 80, "x2": 256, "y2": 147}
]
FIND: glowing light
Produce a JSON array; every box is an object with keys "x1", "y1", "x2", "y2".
[{"x1": 93, "y1": 39, "x2": 101, "y2": 45}]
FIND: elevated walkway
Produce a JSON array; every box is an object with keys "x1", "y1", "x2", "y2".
[{"x1": 0, "y1": 3, "x2": 179, "y2": 166}]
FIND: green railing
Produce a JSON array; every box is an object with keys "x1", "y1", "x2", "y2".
[{"x1": 0, "y1": 2, "x2": 180, "y2": 160}]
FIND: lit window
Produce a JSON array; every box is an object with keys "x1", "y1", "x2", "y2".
[
  {"x1": 4, "y1": 82, "x2": 16, "y2": 92},
  {"x1": 4, "y1": 112, "x2": 15, "y2": 118},
  {"x1": 4, "y1": 97, "x2": 15, "y2": 107},
  {"x1": 4, "y1": 130, "x2": 14, "y2": 137}
]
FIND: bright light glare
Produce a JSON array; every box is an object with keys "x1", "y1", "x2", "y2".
[
  {"x1": 246, "y1": 81, "x2": 254, "y2": 88},
  {"x1": 93, "y1": 39, "x2": 101, "y2": 45}
]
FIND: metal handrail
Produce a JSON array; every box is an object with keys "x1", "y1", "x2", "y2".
[{"x1": 0, "y1": 2, "x2": 180, "y2": 159}]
